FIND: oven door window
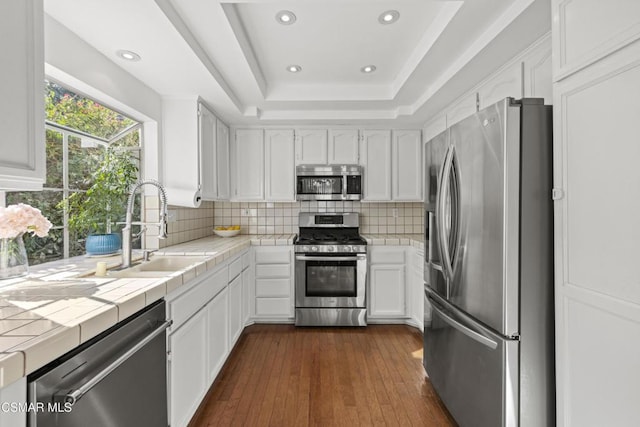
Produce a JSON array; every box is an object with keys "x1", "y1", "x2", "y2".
[{"x1": 305, "y1": 260, "x2": 356, "y2": 297}]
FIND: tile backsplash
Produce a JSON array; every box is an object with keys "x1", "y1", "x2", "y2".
[
  {"x1": 144, "y1": 196, "x2": 215, "y2": 249},
  {"x1": 144, "y1": 198, "x2": 424, "y2": 249},
  {"x1": 213, "y1": 201, "x2": 424, "y2": 235}
]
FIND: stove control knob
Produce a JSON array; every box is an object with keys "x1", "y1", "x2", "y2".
[
  {"x1": 344, "y1": 246, "x2": 352, "y2": 252},
  {"x1": 311, "y1": 246, "x2": 318, "y2": 252},
  {"x1": 327, "y1": 246, "x2": 335, "y2": 252}
]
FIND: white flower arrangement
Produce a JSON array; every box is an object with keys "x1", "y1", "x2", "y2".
[{"x1": 0, "y1": 203, "x2": 53, "y2": 239}]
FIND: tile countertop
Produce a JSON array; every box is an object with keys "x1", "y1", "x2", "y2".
[
  {"x1": 362, "y1": 234, "x2": 425, "y2": 250},
  {"x1": 0, "y1": 234, "x2": 295, "y2": 388}
]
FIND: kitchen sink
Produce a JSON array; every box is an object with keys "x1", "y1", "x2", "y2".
[
  {"x1": 125, "y1": 256, "x2": 208, "y2": 272},
  {"x1": 82, "y1": 256, "x2": 209, "y2": 278}
]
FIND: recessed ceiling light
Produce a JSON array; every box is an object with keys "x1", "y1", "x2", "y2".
[
  {"x1": 378, "y1": 10, "x2": 400, "y2": 25},
  {"x1": 276, "y1": 10, "x2": 297, "y2": 25},
  {"x1": 116, "y1": 50, "x2": 141, "y2": 62},
  {"x1": 361, "y1": 65, "x2": 377, "y2": 74},
  {"x1": 287, "y1": 65, "x2": 302, "y2": 73}
]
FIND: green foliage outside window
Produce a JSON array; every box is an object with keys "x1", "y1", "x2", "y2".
[{"x1": 5, "y1": 81, "x2": 141, "y2": 265}]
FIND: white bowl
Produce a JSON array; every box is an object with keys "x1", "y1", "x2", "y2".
[{"x1": 214, "y1": 229, "x2": 240, "y2": 237}]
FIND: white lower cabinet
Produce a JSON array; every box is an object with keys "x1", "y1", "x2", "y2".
[
  {"x1": 168, "y1": 250, "x2": 250, "y2": 427},
  {"x1": 169, "y1": 306, "x2": 208, "y2": 427},
  {"x1": 409, "y1": 248, "x2": 427, "y2": 331},
  {"x1": 207, "y1": 287, "x2": 229, "y2": 384},
  {"x1": 253, "y1": 246, "x2": 294, "y2": 320},
  {"x1": 228, "y1": 275, "x2": 242, "y2": 346},
  {"x1": 368, "y1": 247, "x2": 407, "y2": 319},
  {"x1": 0, "y1": 378, "x2": 26, "y2": 427}
]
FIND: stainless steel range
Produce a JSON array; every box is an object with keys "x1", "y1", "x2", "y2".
[{"x1": 295, "y1": 212, "x2": 367, "y2": 326}]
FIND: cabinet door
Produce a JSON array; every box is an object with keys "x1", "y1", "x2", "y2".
[
  {"x1": 328, "y1": 129, "x2": 359, "y2": 164},
  {"x1": 446, "y1": 94, "x2": 477, "y2": 127},
  {"x1": 207, "y1": 288, "x2": 229, "y2": 384},
  {"x1": 169, "y1": 308, "x2": 208, "y2": 427},
  {"x1": 242, "y1": 267, "x2": 251, "y2": 324},
  {"x1": 360, "y1": 130, "x2": 391, "y2": 201},
  {"x1": 234, "y1": 129, "x2": 264, "y2": 200},
  {"x1": 369, "y1": 264, "x2": 406, "y2": 317},
  {"x1": 199, "y1": 104, "x2": 217, "y2": 200},
  {"x1": 265, "y1": 129, "x2": 295, "y2": 201},
  {"x1": 0, "y1": 0, "x2": 44, "y2": 190},
  {"x1": 552, "y1": 0, "x2": 640, "y2": 80},
  {"x1": 216, "y1": 119, "x2": 230, "y2": 200},
  {"x1": 478, "y1": 60, "x2": 523, "y2": 109},
  {"x1": 524, "y1": 36, "x2": 552, "y2": 105},
  {"x1": 553, "y1": 42, "x2": 640, "y2": 427},
  {"x1": 423, "y1": 114, "x2": 446, "y2": 145},
  {"x1": 392, "y1": 130, "x2": 422, "y2": 201},
  {"x1": 228, "y1": 275, "x2": 242, "y2": 346},
  {"x1": 295, "y1": 129, "x2": 327, "y2": 164}
]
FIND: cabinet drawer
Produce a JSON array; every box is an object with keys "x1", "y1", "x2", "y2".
[
  {"x1": 255, "y1": 264, "x2": 290, "y2": 278},
  {"x1": 170, "y1": 267, "x2": 227, "y2": 329},
  {"x1": 369, "y1": 248, "x2": 406, "y2": 264},
  {"x1": 229, "y1": 257, "x2": 242, "y2": 281},
  {"x1": 256, "y1": 278, "x2": 290, "y2": 297},
  {"x1": 242, "y1": 252, "x2": 250, "y2": 270},
  {"x1": 255, "y1": 298, "x2": 290, "y2": 317},
  {"x1": 255, "y1": 250, "x2": 290, "y2": 264}
]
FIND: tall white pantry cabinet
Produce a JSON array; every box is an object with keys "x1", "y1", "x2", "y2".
[{"x1": 551, "y1": 1, "x2": 640, "y2": 426}]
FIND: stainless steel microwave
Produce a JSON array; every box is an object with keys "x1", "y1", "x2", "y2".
[{"x1": 296, "y1": 165, "x2": 362, "y2": 201}]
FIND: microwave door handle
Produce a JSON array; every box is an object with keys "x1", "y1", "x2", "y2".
[{"x1": 342, "y1": 174, "x2": 347, "y2": 199}]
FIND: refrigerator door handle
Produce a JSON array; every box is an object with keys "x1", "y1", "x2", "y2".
[
  {"x1": 427, "y1": 294, "x2": 498, "y2": 350},
  {"x1": 435, "y1": 145, "x2": 459, "y2": 293}
]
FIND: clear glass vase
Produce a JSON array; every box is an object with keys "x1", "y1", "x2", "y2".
[{"x1": 0, "y1": 235, "x2": 29, "y2": 280}]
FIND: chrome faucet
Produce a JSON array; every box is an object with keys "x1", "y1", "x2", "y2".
[{"x1": 121, "y1": 180, "x2": 168, "y2": 268}]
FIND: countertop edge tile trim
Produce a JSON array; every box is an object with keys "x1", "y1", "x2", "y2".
[{"x1": 0, "y1": 351, "x2": 24, "y2": 387}]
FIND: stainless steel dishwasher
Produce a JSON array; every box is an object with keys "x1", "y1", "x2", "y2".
[{"x1": 27, "y1": 300, "x2": 171, "y2": 427}]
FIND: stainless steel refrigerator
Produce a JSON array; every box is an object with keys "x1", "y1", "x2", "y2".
[{"x1": 423, "y1": 98, "x2": 555, "y2": 427}]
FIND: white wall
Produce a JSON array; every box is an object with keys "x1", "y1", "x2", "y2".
[{"x1": 43, "y1": 14, "x2": 163, "y2": 181}]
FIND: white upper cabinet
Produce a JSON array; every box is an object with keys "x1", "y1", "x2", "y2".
[
  {"x1": 216, "y1": 119, "x2": 230, "y2": 200},
  {"x1": 478, "y1": 60, "x2": 523, "y2": 110},
  {"x1": 0, "y1": 0, "x2": 45, "y2": 191},
  {"x1": 524, "y1": 35, "x2": 553, "y2": 104},
  {"x1": 163, "y1": 98, "x2": 202, "y2": 199},
  {"x1": 552, "y1": 0, "x2": 640, "y2": 81},
  {"x1": 198, "y1": 104, "x2": 217, "y2": 200},
  {"x1": 360, "y1": 130, "x2": 392, "y2": 201},
  {"x1": 392, "y1": 130, "x2": 422, "y2": 201},
  {"x1": 164, "y1": 99, "x2": 229, "y2": 203},
  {"x1": 423, "y1": 114, "x2": 446, "y2": 144},
  {"x1": 295, "y1": 129, "x2": 327, "y2": 165},
  {"x1": 328, "y1": 129, "x2": 360, "y2": 164},
  {"x1": 233, "y1": 129, "x2": 264, "y2": 200},
  {"x1": 264, "y1": 129, "x2": 295, "y2": 201},
  {"x1": 446, "y1": 93, "x2": 477, "y2": 127}
]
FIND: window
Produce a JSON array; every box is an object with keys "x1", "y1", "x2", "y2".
[{"x1": 3, "y1": 81, "x2": 142, "y2": 265}]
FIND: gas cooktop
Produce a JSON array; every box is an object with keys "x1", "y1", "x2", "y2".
[{"x1": 295, "y1": 212, "x2": 367, "y2": 254}]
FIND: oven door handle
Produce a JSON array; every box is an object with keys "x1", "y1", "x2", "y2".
[
  {"x1": 54, "y1": 319, "x2": 172, "y2": 406},
  {"x1": 295, "y1": 255, "x2": 364, "y2": 262}
]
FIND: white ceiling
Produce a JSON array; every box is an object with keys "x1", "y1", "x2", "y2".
[{"x1": 43, "y1": 0, "x2": 551, "y2": 126}]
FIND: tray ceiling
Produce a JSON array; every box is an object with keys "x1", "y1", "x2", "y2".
[{"x1": 44, "y1": 0, "x2": 551, "y2": 125}]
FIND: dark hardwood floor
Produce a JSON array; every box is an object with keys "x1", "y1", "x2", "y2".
[{"x1": 190, "y1": 324, "x2": 457, "y2": 427}]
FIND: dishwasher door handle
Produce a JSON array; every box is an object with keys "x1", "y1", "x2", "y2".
[{"x1": 56, "y1": 319, "x2": 172, "y2": 405}]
